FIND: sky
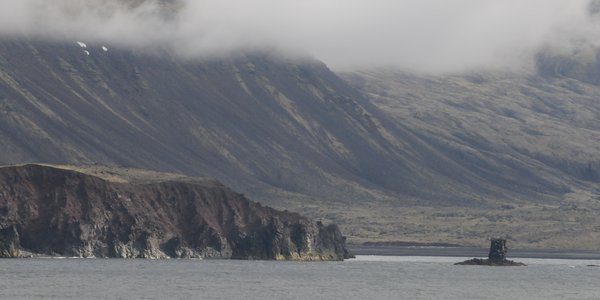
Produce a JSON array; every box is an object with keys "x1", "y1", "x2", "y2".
[{"x1": 0, "y1": 0, "x2": 596, "y2": 72}]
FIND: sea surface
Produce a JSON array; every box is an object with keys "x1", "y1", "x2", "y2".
[{"x1": 0, "y1": 256, "x2": 599, "y2": 299}]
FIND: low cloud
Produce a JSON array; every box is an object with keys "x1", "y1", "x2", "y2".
[{"x1": 0, "y1": 0, "x2": 596, "y2": 72}]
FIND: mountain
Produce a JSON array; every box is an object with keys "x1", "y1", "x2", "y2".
[
  {"x1": 1, "y1": 37, "x2": 600, "y2": 249},
  {"x1": 340, "y1": 53, "x2": 600, "y2": 248},
  {"x1": 0, "y1": 164, "x2": 351, "y2": 260},
  {"x1": 0, "y1": 39, "x2": 410, "y2": 205},
  {"x1": 0, "y1": 38, "x2": 442, "y2": 244},
  {"x1": 342, "y1": 68, "x2": 600, "y2": 189},
  {"x1": 1, "y1": 39, "x2": 581, "y2": 204}
]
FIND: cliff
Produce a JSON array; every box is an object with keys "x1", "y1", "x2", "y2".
[{"x1": 0, "y1": 164, "x2": 351, "y2": 260}]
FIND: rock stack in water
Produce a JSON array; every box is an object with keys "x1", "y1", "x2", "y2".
[
  {"x1": 488, "y1": 238, "x2": 508, "y2": 263},
  {"x1": 455, "y1": 238, "x2": 526, "y2": 266}
]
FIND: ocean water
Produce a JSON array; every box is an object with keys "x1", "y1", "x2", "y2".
[{"x1": 0, "y1": 256, "x2": 599, "y2": 299}]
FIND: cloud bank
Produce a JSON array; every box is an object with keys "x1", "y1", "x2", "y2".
[{"x1": 0, "y1": 0, "x2": 596, "y2": 72}]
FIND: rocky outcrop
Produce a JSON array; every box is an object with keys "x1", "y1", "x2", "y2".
[
  {"x1": 0, "y1": 164, "x2": 352, "y2": 260},
  {"x1": 455, "y1": 258, "x2": 526, "y2": 266},
  {"x1": 455, "y1": 239, "x2": 525, "y2": 266},
  {"x1": 0, "y1": 225, "x2": 21, "y2": 258},
  {"x1": 488, "y1": 238, "x2": 508, "y2": 262}
]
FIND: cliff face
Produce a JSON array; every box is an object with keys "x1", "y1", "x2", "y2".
[{"x1": 0, "y1": 164, "x2": 351, "y2": 260}]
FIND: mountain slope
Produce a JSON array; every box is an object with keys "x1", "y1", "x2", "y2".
[
  {"x1": 2, "y1": 38, "x2": 600, "y2": 248},
  {"x1": 0, "y1": 38, "x2": 581, "y2": 207},
  {"x1": 339, "y1": 57, "x2": 600, "y2": 248},
  {"x1": 0, "y1": 39, "x2": 412, "y2": 205},
  {"x1": 342, "y1": 68, "x2": 600, "y2": 192}
]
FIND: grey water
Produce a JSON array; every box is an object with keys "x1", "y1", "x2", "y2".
[{"x1": 0, "y1": 256, "x2": 599, "y2": 299}]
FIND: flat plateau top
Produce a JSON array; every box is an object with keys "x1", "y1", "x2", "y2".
[{"x1": 0, "y1": 163, "x2": 218, "y2": 185}]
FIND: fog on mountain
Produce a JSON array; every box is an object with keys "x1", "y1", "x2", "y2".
[{"x1": 0, "y1": 0, "x2": 596, "y2": 72}]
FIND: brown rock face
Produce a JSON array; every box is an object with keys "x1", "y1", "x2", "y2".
[{"x1": 0, "y1": 164, "x2": 351, "y2": 260}]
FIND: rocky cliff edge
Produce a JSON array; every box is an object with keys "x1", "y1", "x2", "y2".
[{"x1": 0, "y1": 164, "x2": 352, "y2": 260}]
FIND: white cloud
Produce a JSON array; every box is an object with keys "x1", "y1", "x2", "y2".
[{"x1": 0, "y1": 0, "x2": 596, "y2": 72}]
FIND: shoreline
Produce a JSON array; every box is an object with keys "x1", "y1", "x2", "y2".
[{"x1": 349, "y1": 245, "x2": 600, "y2": 260}]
